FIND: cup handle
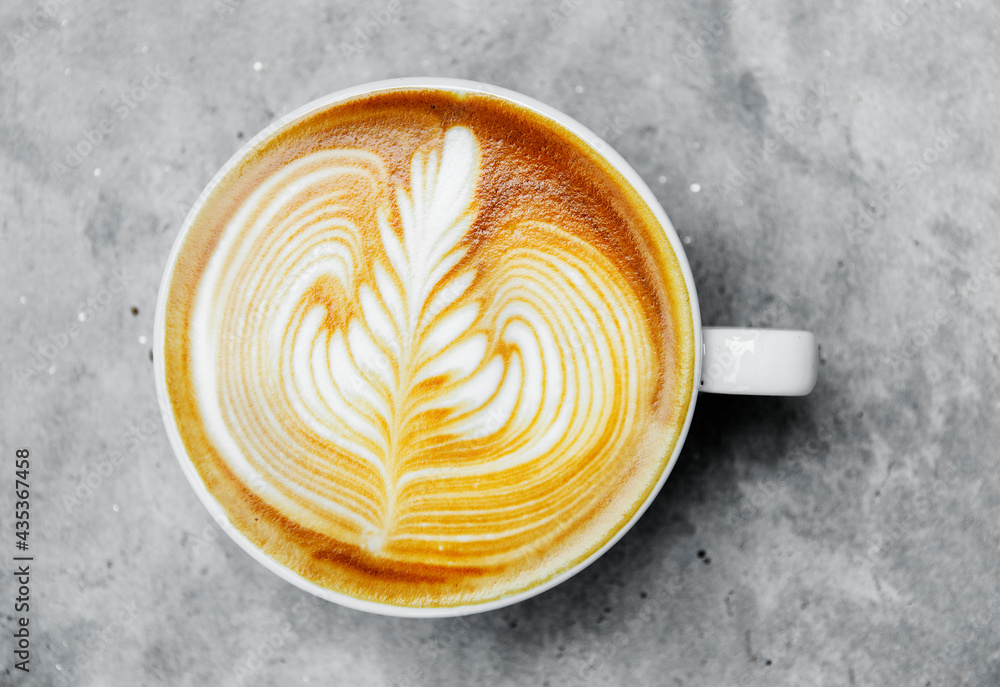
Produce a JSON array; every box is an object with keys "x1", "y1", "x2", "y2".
[{"x1": 701, "y1": 328, "x2": 818, "y2": 396}]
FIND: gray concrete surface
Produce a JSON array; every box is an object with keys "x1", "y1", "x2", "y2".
[{"x1": 2, "y1": 0, "x2": 1000, "y2": 685}]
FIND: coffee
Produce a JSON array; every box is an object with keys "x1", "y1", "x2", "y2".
[{"x1": 162, "y1": 88, "x2": 695, "y2": 607}]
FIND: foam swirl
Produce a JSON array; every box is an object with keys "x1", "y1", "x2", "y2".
[{"x1": 186, "y1": 119, "x2": 683, "y2": 603}]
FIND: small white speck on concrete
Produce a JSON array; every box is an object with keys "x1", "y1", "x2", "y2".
[
  {"x1": 19, "y1": 296, "x2": 26, "y2": 304},
  {"x1": 56, "y1": 664, "x2": 62, "y2": 672},
  {"x1": 253, "y1": 61, "x2": 264, "y2": 72},
  {"x1": 683, "y1": 236, "x2": 692, "y2": 245},
  {"x1": 823, "y1": 49, "x2": 831, "y2": 57},
  {"x1": 93, "y1": 168, "x2": 101, "y2": 177},
  {"x1": 60, "y1": 18, "x2": 68, "y2": 26},
  {"x1": 113, "y1": 504, "x2": 120, "y2": 512},
  {"x1": 48, "y1": 365, "x2": 56, "y2": 375},
  {"x1": 658, "y1": 175, "x2": 667, "y2": 184},
  {"x1": 690, "y1": 183, "x2": 701, "y2": 193},
  {"x1": 64, "y1": 68, "x2": 71, "y2": 75},
  {"x1": 139, "y1": 335, "x2": 148, "y2": 345},
  {"x1": 141, "y1": 45, "x2": 148, "y2": 54},
  {"x1": 574, "y1": 85, "x2": 584, "y2": 94},
  {"x1": 78, "y1": 312, "x2": 87, "y2": 321}
]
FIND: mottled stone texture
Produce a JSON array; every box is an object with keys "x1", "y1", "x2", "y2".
[{"x1": 1, "y1": 0, "x2": 999, "y2": 685}]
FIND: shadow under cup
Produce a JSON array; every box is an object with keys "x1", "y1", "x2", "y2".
[{"x1": 154, "y1": 78, "x2": 702, "y2": 617}]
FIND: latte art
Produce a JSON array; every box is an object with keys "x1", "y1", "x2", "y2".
[{"x1": 163, "y1": 89, "x2": 695, "y2": 607}]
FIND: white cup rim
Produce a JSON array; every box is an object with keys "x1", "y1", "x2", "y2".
[{"x1": 153, "y1": 77, "x2": 704, "y2": 618}]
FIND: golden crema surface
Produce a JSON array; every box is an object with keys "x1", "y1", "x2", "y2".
[{"x1": 162, "y1": 89, "x2": 695, "y2": 608}]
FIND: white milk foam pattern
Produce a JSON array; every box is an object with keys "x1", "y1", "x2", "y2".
[{"x1": 191, "y1": 126, "x2": 660, "y2": 564}]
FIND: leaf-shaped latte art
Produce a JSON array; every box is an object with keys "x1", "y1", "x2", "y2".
[{"x1": 189, "y1": 122, "x2": 684, "y2": 604}]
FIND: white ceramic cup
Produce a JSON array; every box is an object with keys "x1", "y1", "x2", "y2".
[{"x1": 154, "y1": 77, "x2": 817, "y2": 618}]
